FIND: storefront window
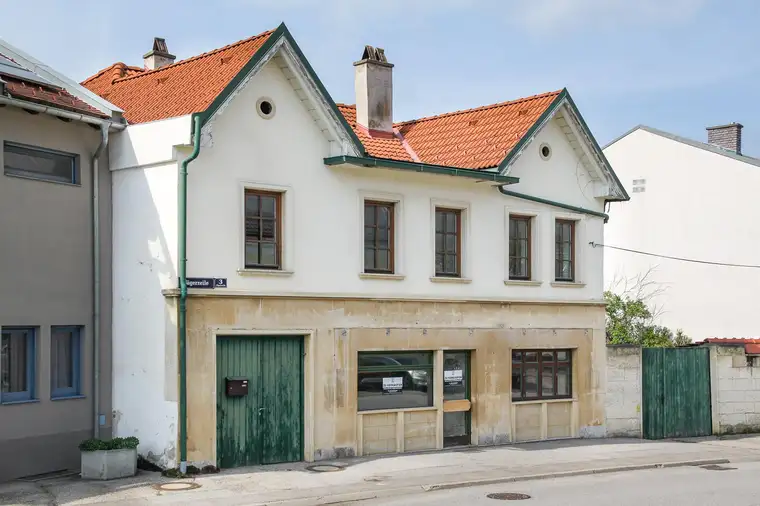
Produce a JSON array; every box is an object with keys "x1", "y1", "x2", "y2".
[
  {"x1": 512, "y1": 349, "x2": 571, "y2": 401},
  {"x1": 358, "y1": 351, "x2": 434, "y2": 411}
]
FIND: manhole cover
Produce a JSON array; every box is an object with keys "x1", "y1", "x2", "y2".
[
  {"x1": 701, "y1": 464, "x2": 737, "y2": 471},
  {"x1": 153, "y1": 482, "x2": 202, "y2": 491},
  {"x1": 486, "y1": 492, "x2": 531, "y2": 500},
  {"x1": 305, "y1": 464, "x2": 344, "y2": 473}
]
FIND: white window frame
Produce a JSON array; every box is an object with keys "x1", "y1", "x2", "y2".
[
  {"x1": 358, "y1": 190, "x2": 405, "y2": 280},
  {"x1": 430, "y1": 198, "x2": 471, "y2": 282},
  {"x1": 504, "y1": 207, "x2": 541, "y2": 286},
  {"x1": 237, "y1": 181, "x2": 294, "y2": 276},
  {"x1": 551, "y1": 212, "x2": 586, "y2": 287}
]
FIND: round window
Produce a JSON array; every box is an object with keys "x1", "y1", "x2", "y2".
[
  {"x1": 256, "y1": 98, "x2": 275, "y2": 119},
  {"x1": 539, "y1": 143, "x2": 552, "y2": 160}
]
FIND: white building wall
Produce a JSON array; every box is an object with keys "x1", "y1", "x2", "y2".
[
  {"x1": 604, "y1": 130, "x2": 760, "y2": 340},
  {"x1": 605, "y1": 346, "x2": 642, "y2": 437}
]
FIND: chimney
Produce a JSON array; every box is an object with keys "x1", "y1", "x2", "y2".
[
  {"x1": 706, "y1": 122, "x2": 743, "y2": 155},
  {"x1": 143, "y1": 37, "x2": 175, "y2": 71},
  {"x1": 354, "y1": 46, "x2": 394, "y2": 136}
]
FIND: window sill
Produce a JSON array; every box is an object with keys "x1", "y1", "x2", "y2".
[
  {"x1": 430, "y1": 276, "x2": 472, "y2": 284},
  {"x1": 358, "y1": 406, "x2": 437, "y2": 415},
  {"x1": 51, "y1": 394, "x2": 86, "y2": 401},
  {"x1": 0, "y1": 399, "x2": 40, "y2": 406},
  {"x1": 237, "y1": 268, "x2": 294, "y2": 277},
  {"x1": 359, "y1": 272, "x2": 406, "y2": 281},
  {"x1": 504, "y1": 280, "x2": 543, "y2": 287},
  {"x1": 4, "y1": 171, "x2": 80, "y2": 187},
  {"x1": 551, "y1": 281, "x2": 586, "y2": 288},
  {"x1": 512, "y1": 397, "x2": 576, "y2": 405}
]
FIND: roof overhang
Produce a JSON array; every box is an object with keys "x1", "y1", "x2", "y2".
[
  {"x1": 325, "y1": 155, "x2": 520, "y2": 184},
  {"x1": 0, "y1": 94, "x2": 125, "y2": 130}
]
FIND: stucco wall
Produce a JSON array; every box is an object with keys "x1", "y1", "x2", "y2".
[
  {"x1": 711, "y1": 345, "x2": 760, "y2": 434},
  {"x1": 605, "y1": 346, "x2": 642, "y2": 437}
]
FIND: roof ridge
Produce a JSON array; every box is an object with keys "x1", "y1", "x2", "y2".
[
  {"x1": 81, "y1": 62, "x2": 134, "y2": 84},
  {"x1": 394, "y1": 89, "x2": 563, "y2": 127},
  {"x1": 112, "y1": 28, "x2": 275, "y2": 85}
]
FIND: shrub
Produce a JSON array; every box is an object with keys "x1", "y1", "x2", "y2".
[{"x1": 79, "y1": 436, "x2": 140, "y2": 452}]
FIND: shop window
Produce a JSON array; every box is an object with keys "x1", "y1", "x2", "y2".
[
  {"x1": 512, "y1": 349, "x2": 571, "y2": 401},
  {"x1": 358, "y1": 351, "x2": 434, "y2": 411}
]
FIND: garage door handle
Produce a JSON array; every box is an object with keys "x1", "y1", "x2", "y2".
[{"x1": 258, "y1": 408, "x2": 265, "y2": 416}]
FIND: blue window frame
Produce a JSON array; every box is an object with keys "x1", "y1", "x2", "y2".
[
  {"x1": 51, "y1": 326, "x2": 82, "y2": 399},
  {"x1": 3, "y1": 141, "x2": 80, "y2": 185},
  {"x1": 0, "y1": 327, "x2": 36, "y2": 403}
]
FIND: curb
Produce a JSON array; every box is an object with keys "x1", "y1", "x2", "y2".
[{"x1": 421, "y1": 458, "x2": 732, "y2": 492}]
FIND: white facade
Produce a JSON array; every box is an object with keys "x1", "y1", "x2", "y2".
[
  {"x1": 604, "y1": 127, "x2": 760, "y2": 341},
  {"x1": 108, "y1": 52, "x2": 617, "y2": 465}
]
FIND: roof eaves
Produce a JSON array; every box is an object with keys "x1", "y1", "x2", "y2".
[
  {"x1": 324, "y1": 155, "x2": 520, "y2": 184},
  {"x1": 604, "y1": 125, "x2": 760, "y2": 169}
]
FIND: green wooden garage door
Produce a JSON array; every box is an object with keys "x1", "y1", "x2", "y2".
[
  {"x1": 216, "y1": 335, "x2": 304, "y2": 468},
  {"x1": 642, "y1": 347, "x2": 712, "y2": 440}
]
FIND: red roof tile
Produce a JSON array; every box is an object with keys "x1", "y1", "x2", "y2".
[
  {"x1": 81, "y1": 29, "x2": 274, "y2": 124},
  {"x1": 2, "y1": 76, "x2": 108, "y2": 119},
  {"x1": 697, "y1": 338, "x2": 760, "y2": 354},
  {"x1": 337, "y1": 104, "x2": 413, "y2": 162}
]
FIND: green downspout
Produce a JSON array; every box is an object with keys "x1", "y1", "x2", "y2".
[{"x1": 178, "y1": 114, "x2": 202, "y2": 473}]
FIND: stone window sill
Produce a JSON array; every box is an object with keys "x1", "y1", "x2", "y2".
[
  {"x1": 430, "y1": 276, "x2": 472, "y2": 284},
  {"x1": 51, "y1": 394, "x2": 86, "y2": 402},
  {"x1": 504, "y1": 280, "x2": 543, "y2": 287},
  {"x1": 0, "y1": 399, "x2": 39, "y2": 406},
  {"x1": 512, "y1": 397, "x2": 577, "y2": 405},
  {"x1": 551, "y1": 281, "x2": 586, "y2": 288},
  {"x1": 237, "y1": 269, "x2": 294, "y2": 277},
  {"x1": 359, "y1": 273, "x2": 406, "y2": 281}
]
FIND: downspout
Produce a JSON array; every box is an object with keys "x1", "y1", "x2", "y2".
[
  {"x1": 178, "y1": 114, "x2": 202, "y2": 473},
  {"x1": 92, "y1": 124, "x2": 109, "y2": 438}
]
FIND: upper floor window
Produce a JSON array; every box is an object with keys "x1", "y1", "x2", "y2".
[
  {"x1": 245, "y1": 189, "x2": 281, "y2": 269},
  {"x1": 3, "y1": 141, "x2": 79, "y2": 185},
  {"x1": 508, "y1": 215, "x2": 532, "y2": 280},
  {"x1": 364, "y1": 201, "x2": 395, "y2": 273},
  {"x1": 51, "y1": 326, "x2": 82, "y2": 399},
  {"x1": 435, "y1": 208, "x2": 461, "y2": 277},
  {"x1": 1, "y1": 327, "x2": 35, "y2": 403},
  {"x1": 555, "y1": 219, "x2": 575, "y2": 282}
]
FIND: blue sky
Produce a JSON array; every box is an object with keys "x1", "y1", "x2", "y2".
[{"x1": 2, "y1": 0, "x2": 757, "y2": 152}]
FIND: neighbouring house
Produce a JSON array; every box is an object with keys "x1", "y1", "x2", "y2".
[
  {"x1": 0, "y1": 40, "x2": 125, "y2": 481},
  {"x1": 603, "y1": 124, "x2": 760, "y2": 341},
  {"x1": 82, "y1": 23, "x2": 627, "y2": 471}
]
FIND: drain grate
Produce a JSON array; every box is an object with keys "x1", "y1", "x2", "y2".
[
  {"x1": 153, "y1": 482, "x2": 202, "y2": 491},
  {"x1": 487, "y1": 492, "x2": 532, "y2": 500},
  {"x1": 305, "y1": 464, "x2": 344, "y2": 473},
  {"x1": 700, "y1": 464, "x2": 737, "y2": 471}
]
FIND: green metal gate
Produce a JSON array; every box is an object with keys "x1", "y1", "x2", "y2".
[
  {"x1": 216, "y1": 335, "x2": 304, "y2": 468},
  {"x1": 642, "y1": 347, "x2": 712, "y2": 440}
]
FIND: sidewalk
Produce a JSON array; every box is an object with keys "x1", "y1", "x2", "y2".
[{"x1": 4, "y1": 436, "x2": 760, "y2": 505}]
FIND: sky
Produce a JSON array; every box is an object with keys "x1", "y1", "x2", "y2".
[{"x1": 1, "y1": 0, "x2": 758, "y2": 152}]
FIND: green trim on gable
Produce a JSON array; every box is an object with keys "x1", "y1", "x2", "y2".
[
  {"x1": 498, "y1": 187, "x2": 609, "y2": 222},
  {"x1": 325, "y1": 155, "x2": 520, "y2": 184},
  {"x1": 196, "y1": 23, "x2": 366, "y2": 156}
]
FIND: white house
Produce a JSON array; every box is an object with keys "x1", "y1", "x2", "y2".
[
  {"x1": 604, "y1": 123, "x2": 760, "y2": 341},
  {"x1": 82, "y1": 23, "x2": 627, "y2": 471}
]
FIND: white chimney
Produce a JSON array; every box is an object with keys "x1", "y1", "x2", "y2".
[
  {"x1": 143, "y1": 37, "x2": 175, "y2": 71},
  {"x1": 354, "y1": 46, "x2": 393, "y2": 136}
]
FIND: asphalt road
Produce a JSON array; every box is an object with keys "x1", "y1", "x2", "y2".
[{"x1": 366, "y1": 461, "x2": 760, "y2": 505}]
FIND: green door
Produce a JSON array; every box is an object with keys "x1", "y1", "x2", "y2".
[
  {"x1": 216, "y1": 335, "x2": 303, "y2": 468},
  {"x1": 642, "y1": 347, "x2": 712, "y2": 440}
]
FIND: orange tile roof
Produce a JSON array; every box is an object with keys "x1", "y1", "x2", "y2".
[
  {"x1": 81, "y1": 29, "x2": 273, "y2": 124},
  {"x1": 337, "y1": 104, "x2": 413, "y2": 162},
  {"x1": 697, "y1": 338, "x2": 760, "y2": 354}
]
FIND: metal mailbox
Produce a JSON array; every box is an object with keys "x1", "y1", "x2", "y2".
[{"x1": 225, "y1": 377, "x2": 249, "y2": 397}]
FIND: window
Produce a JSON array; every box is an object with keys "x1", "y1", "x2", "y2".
[
  {"x1": 509, "y1": 215, "x2": 531, "y2": 280},
  {"x1": 555, "y1": 219, "x2": 575, "y2": 282},
  {"x1": 358, "y1": 351, "x2": 433, "y2": 411},
  {"x1": 364, "y1": 201, "x2": 394, "y2": 273},
  {"x1": 435, "y1": 208, "x2": 461, "y2": 277},
  {"x1": 3, "y1": 141, "x2": 79, "y2": 184},
  {"x1": 245, "y1": 190, "x2": 282, "y2": 269},
  {"x1": 51, "y1": 327, "x2": 82, "y2": 399},
  {"x1": 0, "y1": 327, "x2": 35, "y2": 403},
  {"x1": 512, "y1": 350, "x2": 571, "y2": 401}
]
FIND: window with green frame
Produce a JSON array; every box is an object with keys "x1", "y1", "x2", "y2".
[{"x1": 357, "y1": 351, "x2": 434, "y2": 411}]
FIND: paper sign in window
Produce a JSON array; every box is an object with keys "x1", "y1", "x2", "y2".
[
  {"x1": 382, "y1": 377, "x2": 403, "y2": 393},
  {"x1": 444, "y1": 369, "x2": 463, "y2": 386}
]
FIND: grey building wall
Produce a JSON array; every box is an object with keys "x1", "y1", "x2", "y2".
[{"x1": 0, "y1": 107, "x2": 112, "y2": 481}]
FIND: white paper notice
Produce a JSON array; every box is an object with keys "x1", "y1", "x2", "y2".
[
  {"x1": 383, "y1": 377, "x2": 403, "y2": 393},
  {"x1": 444, "y1": 369, "x2": 463, "y2": 386}
]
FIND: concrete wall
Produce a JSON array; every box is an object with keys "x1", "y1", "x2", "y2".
[
  {"x1": 605, "y1": 346, "x2": 642, "y2": 437},
  {"x1": 710, "y1": 345, "x2": 760, "y2": 434},
  {"x1": 0, "y1": 107, "x2": 113, "y2": 481},
  {"x1": 604, "y1": 129, "x2": 760, "y2": 340}
]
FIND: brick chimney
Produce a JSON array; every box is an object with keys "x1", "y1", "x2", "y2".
[
  {"x1": 143, "y1": 37, "x2": 175, "y2": 71},
  {"x1": 706, "y1": 123, "x2": 743, "y2": 155},
  {"x1": 354, "y1": 46, "x2": 393, "y2": 137}
]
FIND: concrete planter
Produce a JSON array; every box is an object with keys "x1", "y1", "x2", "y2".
[{"x1": 81, "y1": 448, "x2": 137, "y2": 480}]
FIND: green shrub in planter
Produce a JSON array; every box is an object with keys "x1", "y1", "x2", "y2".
[
  {"x1": 79, "y1": 437, "x2": 140, "y2": 480},
  {"x1": 79, "y1": 436, "x2": 139, "y2": 452}
]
